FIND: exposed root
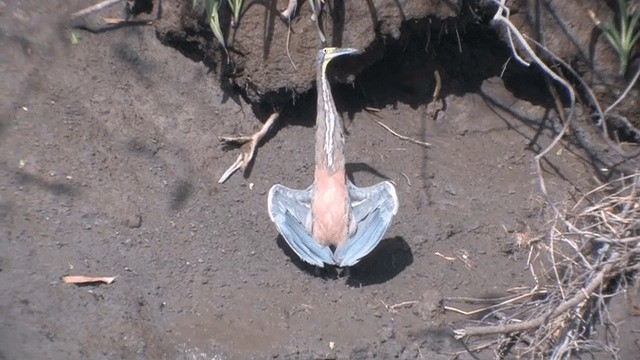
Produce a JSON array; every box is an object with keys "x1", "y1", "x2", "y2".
[
  {"x1": 427, "y1": 70, "x2": 445, "y2": 120},
  {"x1": 309, "y1": 0, "x2": 326, "y2": 44},
  {"x1": 279, "y1": 0, "x2": 297, "y2": 22},
  {"x1": 218, "y1": 112, "x2": 280, "y2": 183},
  {"x1": 285, "y1": 21, "x2": 298, "y2": 71},
  {"x1": 491, "y1": 0, "x2": 577, "y2": 200},
  {"x1": 364, "y1": 110, "x2": 431, "y2": 148}
]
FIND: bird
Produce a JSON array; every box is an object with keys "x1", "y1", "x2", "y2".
[{"x1": 268, "y1": 47, "x2": 399, "y2": 268}]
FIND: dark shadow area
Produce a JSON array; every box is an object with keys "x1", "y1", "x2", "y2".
[
  {"x1": 0, "y1": 201, "x2": 10, "y2": 225},
  {"x1": 213, "y1": 14, "x2": 545, "y2": 146},
  {"x1": 346, "y1": 162, "x2": 394, "y2": 183},
  {"x1": 15, "y1": 171, "x2": 81, "y2": 198},
  {"x1": 155, "y1": 0, "x2": 640, "y2": 172},
  {"x1": 158, "y1": 5, "x2": 521, "y2": 118},
  {"x1": 328, "y1": 0, "x2": 345, "y2": 47},
  {"x1": 479, "y1": 90, "x2": 589, "y2": 189},
  {"x1": 275, "y1": 235, "x2": 412, "y2": 284},
  {"x1": 169, "y1": 180, "x2": 193, "y2": 211},
  {"x1": 111, "y1": 32, "x2": 157, "y2": 86},
  {"x1": 157, "y1": 23, "x2": 212, "y2": 66},
  {"x1": 481, "y1": 82, "x2": 640, "y2": 183},
  {"x1": 75, "y1": 19, "x2": 159, "y2": 34},
  {"x1": 603, "y1": 114, "x2": 640, "y2": 143},
  {"x1": 328, "y1": 18, "x2": 553, "y2": 122},
  {"x1": 346, "y1": 236, "x2": 412, "y2": 286},
  {"x1": 155, "y1": 0, "x2": 232, "y2": 81},
  {"x1": 129, "y1": 0, "x2": 154, "y2": 16}
]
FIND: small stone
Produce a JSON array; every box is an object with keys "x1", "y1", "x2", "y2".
[{"x1": 127, "y1": 214, "x2": 142, "y2": 228}]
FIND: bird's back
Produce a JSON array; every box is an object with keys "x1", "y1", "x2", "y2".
[{"x1": 311, "y1": 164, "x2": 349, "y2": 247}]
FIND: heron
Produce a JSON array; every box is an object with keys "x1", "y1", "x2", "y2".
[{"x1": 268, "y1": 47, "x2": 399, "y2": 268}]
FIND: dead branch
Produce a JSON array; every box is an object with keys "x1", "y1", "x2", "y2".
[
  {"x1": 218, "y1": 112, "x2": 280, "y2": 183},
  {"x1": 454, "y1": 258, "x2": 613, "y2": 339},
  {"x1": 452, "y1": 173, "x2": 640, "y2": 357}
]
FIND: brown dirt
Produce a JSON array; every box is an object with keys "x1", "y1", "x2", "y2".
[{"x1": 1, "y1": 0, "x2": 639, "y2": 359}]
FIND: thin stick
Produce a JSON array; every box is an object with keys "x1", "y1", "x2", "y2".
[
  {"x1": 70, "y1": 0, "x2": 123, "y2": 20},
  {"x1": 432, "y1": 70, "x2": 442, "y2": 101},
  {"x1": 380, "y1": 300, "x2": 418, "y2": 313},
  {"x1": 391, "y1": 301, "x2": 418, "y2": 311},
  {"x1": 285, "y1": 21, "x2": 298, "y2": 71},
  {"x1": 445, "y1": 291, "x2": 541, "y2": 316},
  {"x1": 400, "y1": 172, "x2": 411, "y2": 186},
  {"x1": 490, "y1": 0, "x2": 576, "y2": 192},
  {"x1": 605, "y1": 65, "x2": 640, "y2": 113},
  {"x1": 522, "y1": 34, "x2": 613, "y2": 146},
  {"x1": 103, "y1": 18, "x2": 153, "y2": 26},
  {"x1": 365, "y1": 112, "x2": 431, "y2": 147},
  {"x1": 454, "y1": 258, "x2": 614, "y2": 338}
]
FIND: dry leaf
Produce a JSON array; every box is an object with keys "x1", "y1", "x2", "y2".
[{"x1": 61, "y1": 275, "x2": 116, "y2": 285}]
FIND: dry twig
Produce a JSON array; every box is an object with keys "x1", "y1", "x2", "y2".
[
  {"x1": 364, "y1": 111, "x2": 431, "y2": 148},
  {"x1": 70, "y1": 0, "x2": 123, "y2": 20},
  {"x1": 218, "y1": 112, "x2": 280, "y2": 183},
  {"x1": 381, "y1": 299, "x2": 418, "y2": 314},
  {"x1": 62, "y1": 275, "x2": 117, "y2": 285},
  {"x1": 453, "y1": 173, "x2": 640, "y2": 358}
]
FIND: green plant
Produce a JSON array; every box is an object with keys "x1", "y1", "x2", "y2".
[
  {"x1": 227, "y1": 0, "x2": 243, "y2": 28},
  {"x1": 193, "y1": 0, "x2": 229, "y2": 59},
  {"x1": 600, "y1": 0, "x2": 640, "y2": 75},
  {"x1": 70, "y1": 32, "x2": 79, "y2": 45}
]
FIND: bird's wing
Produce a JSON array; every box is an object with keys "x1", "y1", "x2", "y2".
[
  {"x1": 333, "y1": 181, "x2": 399, "y2": 267},
  {"x1": 268, "y1": 184, "x2": 335, "y2": 267}
]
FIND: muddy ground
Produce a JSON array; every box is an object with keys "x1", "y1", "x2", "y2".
[{"x1": 1, "y1": 0, "x2": 640, "y2": 359}]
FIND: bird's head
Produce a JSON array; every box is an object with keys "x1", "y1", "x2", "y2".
[{"x1": 318, "y1": 47, "x2": 358, "y2": 73}]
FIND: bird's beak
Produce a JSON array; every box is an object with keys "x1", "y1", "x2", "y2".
[{"x1": 331, "y1": 48, "x2": 359, "y2": 59}]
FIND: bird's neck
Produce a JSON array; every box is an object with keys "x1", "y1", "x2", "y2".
[{"x1": 315, "y1": 65, "x2": 346, "y2": 175}]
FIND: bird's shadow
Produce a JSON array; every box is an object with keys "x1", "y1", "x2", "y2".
[
  {"x1": 276, "y1": 235, "x2": 412, "y2": 285},
  {"x1": 346, "y1": 162, "x2": 394, "y2": 183}
]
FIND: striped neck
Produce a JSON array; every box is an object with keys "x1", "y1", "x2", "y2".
[{"x1": 315, "y1": 61, "x2": 345, "y2": 173}]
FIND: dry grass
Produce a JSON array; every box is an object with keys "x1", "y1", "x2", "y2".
[{"x1": 453, "y1": 173, "x2": 640, "y2": 359}]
